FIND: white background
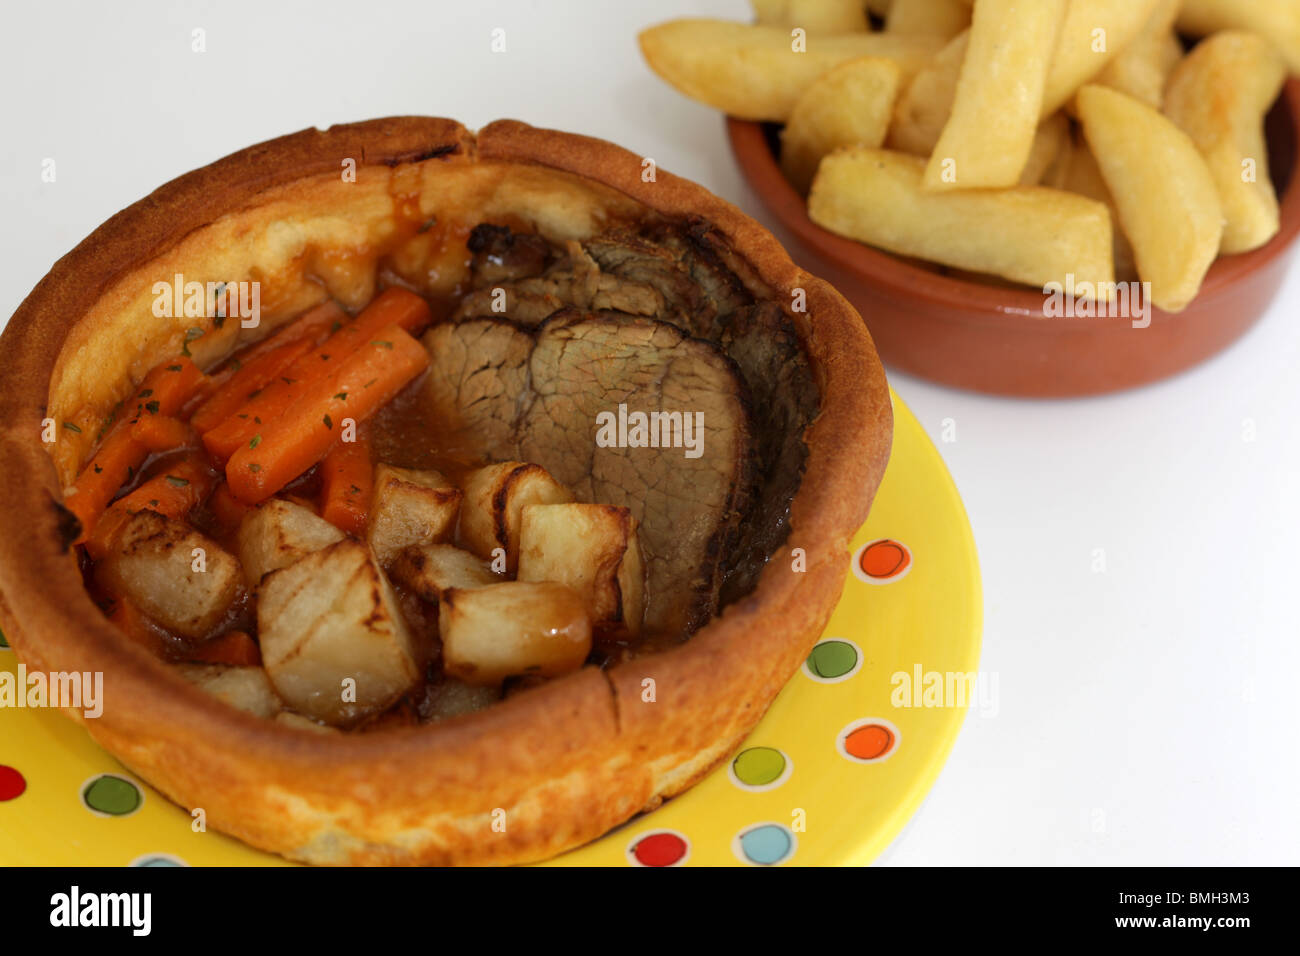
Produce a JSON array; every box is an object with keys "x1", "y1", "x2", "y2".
[{"x1": 1, "y1": 0, "x2": 1296, "y2": 865}]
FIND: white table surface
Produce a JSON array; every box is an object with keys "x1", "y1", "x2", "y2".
[{"x1": 2, "y1": 0, "x2": 1295, "y2": 866}]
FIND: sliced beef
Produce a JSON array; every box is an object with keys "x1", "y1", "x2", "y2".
[
  {"x1": 521, "y1": 312, "x2": 752, "y2": 635},
  {"x1": 456, "y1": 240, "x2": 665, "y2": 327},
  {"x1": 423, "y1": 218, "x2": 819, "y2": 641},
  {"x1": 421, "y1": 317, "x2": 532, "y2": 455},
  {"x1": 421, "y1": 310, "x2": 751, "y2": 636}
]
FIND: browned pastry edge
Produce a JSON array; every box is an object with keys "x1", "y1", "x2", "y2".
[{"x1": 0, "y1": 117, "x2": 892, "y2": 865}]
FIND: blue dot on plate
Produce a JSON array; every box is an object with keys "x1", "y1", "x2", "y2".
[{"x1": 739, "y1": 825, "x2": 793, "y2": 865}]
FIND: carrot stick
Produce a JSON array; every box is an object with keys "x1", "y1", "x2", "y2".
[
  {"x1": 86, "y1": 454, "x2": 215, "y2": 559},
  {"x1": 67, "y1": 357, "x2": 204, "y2": 542},
  {"x1": 128, "y1": 415, "x2": 195, "y2": 453},
  {"x1": 189, "y1": 338, "x2": 315, "y2": 434},
  {"x1": 226, "y1": 325, "x2": 428, "y2": 504},
  {"x1": 319, "y1": 424, "x2": 374, "y2": 536},
  {"x1": 202, "y1": 289, "x2": 431, "y2": 463},
  {"x1": 188, "y1": 630, "x2": 261, "y2": 667}
]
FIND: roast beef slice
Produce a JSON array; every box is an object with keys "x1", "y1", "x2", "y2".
[{"x1": 421, "y1": 312, "x2": 752, "y2": 637}]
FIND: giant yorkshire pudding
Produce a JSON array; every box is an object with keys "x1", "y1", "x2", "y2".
[{"x1": 0, "y1": 117, "x2": 891, "y2": 865}]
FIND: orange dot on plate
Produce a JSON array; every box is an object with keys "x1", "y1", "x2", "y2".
[
  {"x1": 845, "y1": 724, "x2": 895, "y2": 761},
  {"x1": 860, "y1": 540, "x2": 910, "y2": 579}
]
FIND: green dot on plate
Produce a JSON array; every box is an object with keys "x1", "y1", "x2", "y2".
[
  {"x1": 807, "y1": 640, "x2": 857, "y2": 679},
  {"x1": 733, "y1": 747, "x2": 787, "y2": 787},
  {"x1": 83, "y1": 775, "x2": 142, "y2": 816}
]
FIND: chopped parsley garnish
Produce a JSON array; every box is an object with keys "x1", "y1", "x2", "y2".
[
  {"x1": 62, "y1": 421, "x2": 81, "y2": 433},
  {"x1": 371, "y1": 340, "x2": 393, "y2": 349},
  {"x1": 144, "y1": 400, "x2": 161, "y2": 415},
  {"x1": 248, "y1": 463, "x2": 262, "y2": 473},
  {"x1": 165, "y1": 476, "x2": 190, "y2": 488},
  {"x1": 249, "y1": 435, "x2": 261, "y2": 449},
  {"x1": 323, "y1": 414, "x2": 333, "y2": 430},
  {"x1": 333, "y1": 391, "x2": 348, "y2": 401},
  {"x1": 180, "y1": 327, "x2": 204, "y2": 357}
]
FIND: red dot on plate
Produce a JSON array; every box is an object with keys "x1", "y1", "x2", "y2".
[
  {"x1": 631, "y1": 832, "x2": 687, "y2": 867},
  {"x1": 0, "y1": 765, "x2": 27, "y2": 801}
]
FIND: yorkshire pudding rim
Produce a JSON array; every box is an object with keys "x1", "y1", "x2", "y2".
[{"x1": 0, "y1": 116, "x2": 892, "y2": 863}]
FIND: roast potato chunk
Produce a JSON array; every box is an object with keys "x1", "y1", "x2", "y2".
[
  {"x1": 517, "y1": 503, "x2": 645, "y2": 636},
  {"x1": 258, "y1": 539, "x2": 420, "y2": 726},
  {"x1": 176, "y1": 664, "x2": 281, "y2": 719},
  {"x1": 96, "y1": 510, "x2": 241, "y2": 640},
  {"x1": 439, "y1": 581, "x2": 592, "y2": 687},
  {"x1": 237, "y1": 498, "x2": 344, "y2": 586},
  {"x1": 458, "y1": 462, "x2": 572, "y2": 572},
  {"x1": 367, "y1": 464, "x2": 461, "y2": 566},
  {"x1": 390, "y1": 543, "x2": 498, "y2": 602}
]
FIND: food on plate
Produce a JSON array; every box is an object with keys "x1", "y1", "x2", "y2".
[
  {"x1": 1076, "y1": 84, "x2": 1224, "y2": 311},
  {"x1": 439, "y1": 581, "x2": 593, "y2": 687},
  {"x1": 638, "y1": 18, "x2": 942, "y2": 121},
  {"x1": 809, "y1": 146, "x2": 1114, "y2": 291},
  {"x1": 366, "y1": 463, "x2": 461, "y2": 566},
  {"x1": 1164, "y1": 31, "x2": 1289, "y2": 254},
  {"x1": 237, "y1": 498, "x2": 344, "y2": 585},
  {"x1": 923, "y1": 0, "x2": 1065, "y2": 191},
  {"x1": 0, "y1": 118, "x2": 890, "y2": 864},
  {"x1": 781, "y1": 56, "x2": 902, "y2": 193},
  {"x1": 641, "y1": 2, "x2": 1297, "y2": 313},
  {"x1": 517, "y1": 503, "x2": 645, "y2": 637},
  {"x1": 456, "y1": 461, "x2": 571, "y2": 572}
]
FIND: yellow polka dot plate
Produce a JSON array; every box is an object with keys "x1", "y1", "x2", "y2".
[{"x1": 0, "y1": 390, "x2": 981, "y2": 867}]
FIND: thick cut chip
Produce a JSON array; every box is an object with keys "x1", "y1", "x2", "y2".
[
  {"x1": 810, "y1": 146, "x2": 1115, "y2": 292},
  {"x1": 638, "y1": 18, "x2": 942, "y2": 121},
  {"x1": 1164, "y1": 31, "x2": 1288, "y2": 254},
  {"x1": 924, "y1": 0, "x2": 1066, "y2": 191},
  {"x1": 1077, "y1": 84, "x2": 1224, "y2": 312},
  {"x1": 781, "y1": 55, "x2": 902, "y2": 193}
]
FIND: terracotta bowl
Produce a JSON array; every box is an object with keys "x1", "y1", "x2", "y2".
[
  {"x1": 0, "y1": 118, "x2": 891, "y2": 865},
  {"x1": 727, "y1": 78, "x2": 1300, "y2": 397}
]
